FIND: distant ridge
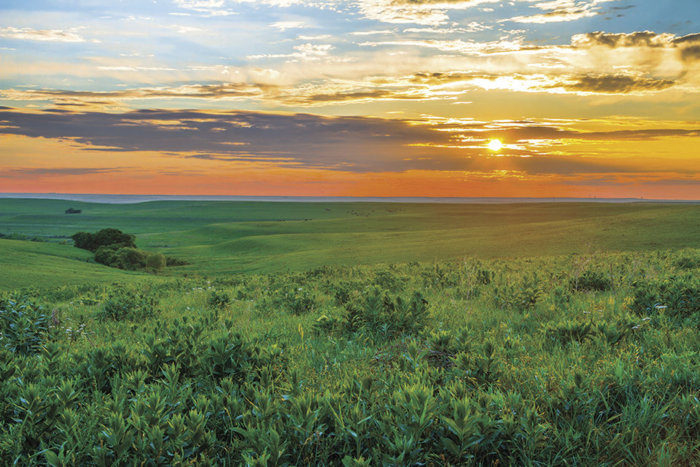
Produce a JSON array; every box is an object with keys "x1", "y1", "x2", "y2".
[{"x1": 0, "y1": 193, "x2": 697, "y2": 205}]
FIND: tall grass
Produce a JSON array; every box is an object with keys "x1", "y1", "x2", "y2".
[{"x1": 0, "y1": 248, "x2": 698, "y2": 464}]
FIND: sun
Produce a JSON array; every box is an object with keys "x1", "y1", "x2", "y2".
[{"x1": 487, "y1": 139, "x2": 503, "y2": 151}]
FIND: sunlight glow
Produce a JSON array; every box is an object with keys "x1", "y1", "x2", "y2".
[{"x1": 487, "y1": 139, "x2": 503, "y2": 151}]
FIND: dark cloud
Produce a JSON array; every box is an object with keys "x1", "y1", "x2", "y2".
[
  {"x1": 671, "y1": 33, "x2": 700, "y2": 45},
  {"x1": 0, "y1": 108, "x2": 457, "y2": 172},
  {"x1": 473, "y1": 126, "x2": 699, "y2": 142},
  {"x1": 0, "y1": 108, "x2": 697, "y2": 175},
  {"x1": 1, "y1": 83, "x2": 270, "y2": 104},
  {"x1": 293, "y1": 89, "x2": 436, "y2": 104},
  {"x1": 573, "y1": 31, "x2": 700, "y2": 64},
  {"x1": 0, "y1": 167, "x2": 127, "y2": 177},
  {"x1": 562, "y1": 74, "x2": 676, "y2": 93},
  {"x1": 574, "y1": 31, "x2": 670, "y2": 48},
  {"x1": 406, "y1": 71, "x2": 678, "y2": 94}
]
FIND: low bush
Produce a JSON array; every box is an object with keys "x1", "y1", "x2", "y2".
[
  {"x1": 345, "y1": 288, "x2": 429, "y2": 339},
  {"x1": 101, "y1": 287, "x2": 159, "y2": 321},
  {"x1": 72, "y1": 228, "x2": 136, "y2": 252},
  {"x1": 284, "y1": 287, "x2": 318, "y2": 315},
  {"x1": 207, "y1": 290, "x2": 231, "y2": 310},
  {"x1": 674, "y1": 256, "x2": 700, "y2": 270},
  {"x1": 544, "y1": 320, "x2": 594, "y2": 346},
  {"x1": 630, "y1": 274, "x2": 700, "y2": 321},
  {"x1": 570, "y1": 270, "x2": 612, "y2": 292},
  {"x1": 493, "y1": 274, "x2": 541, "y2": 311},
  {"x1": 0, "y1": 295, "x2": 51, "y2": 354},
  {"x1": 165, "y1": 256, "x2": 189, "y2": 267}
]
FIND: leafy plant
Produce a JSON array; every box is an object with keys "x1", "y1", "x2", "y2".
[
  {"x1": 630, "y1": 274, "x2": 699, "y2": 321},
  {"x1": 345, "y1": 288, "x2": 429, "y2": 339},
  {"x1": 207, "y1": 290, "x2": 231, "y2": 310},
  {"x1": 570, "y1": 270, "x2": 612, "y2": 292},
  {"x1": 493, "y1": 274, "x2": 542, "y2": 311},
  {"x1": 100, "y1": 287, "x2": 158, "y2": 321},
  {"x1": 0, "y1": 296, "x2": 50, "y2": 354},
  {"x1": 544, "y1": 320, "x2": 594, "y2": 346}
]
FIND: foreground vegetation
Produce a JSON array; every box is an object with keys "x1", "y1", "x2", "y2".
[{"x1": 1, "y1": 247, "x2": 698, "y2": 465}]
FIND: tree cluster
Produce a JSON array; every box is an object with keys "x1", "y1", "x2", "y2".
[{"x1": 71, "y1": 228, "x2": 166, "y2": 272}]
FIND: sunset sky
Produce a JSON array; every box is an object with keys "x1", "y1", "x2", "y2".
[{"x1": 1, "y1": 0, "x2": 699, "y2": 198}]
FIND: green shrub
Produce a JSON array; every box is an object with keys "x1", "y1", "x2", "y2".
[
  {"x1": 165, "y1": 256, "x2": 189, "y2": 267},
  {"x1": 373, "y1": 269, "x2": 409, "y2": 292},
  {"x1": 544, "y1": 320, "x2": 594, "y2": 346},
  {"x1": 345, "y1": 288, "x2": 429, "y2": 339},
  {"x1": 72, "y1": 228, "x2": 136, "y2": 252},
  {"x1": 145, "y1": 253, "x2": 166, "y2": 272},
  {"x1": 0, "y1": 296, "x2": 50, "y2": 354},
  {"x1": 551, "y1": 285, "x2": 572, "y2": 309},
  {"x1": 312, "y1": 314, "x2": 342, "y2": 335},
  {"x1": 95, "y1": 246, "x2": 151, "y2": 271},
  {"x1": 674, "y1": 256, "x2": 699, "y2": 270},
  {"x1": 630, "y1": 274, "x2": 700, "y2": 321},
  {"x1": 493, "y1": 275, "x2": 541, "y2": 311},
  {"x1": 207, "y1": 290, "x2": 231, "y2": 310},
  {"x1": 570, "y1": 270, "x2": 612, "y2": 292},
  {"x1": 284, "y1": 287, "x2": 317, "y2": 315},
  {"x1": 101, "y1": 287, "x2": 158, "y2": 321},
  {"x1": 331, "y1": 280, "x2": 363, "y2": 306},
  {"x1": 452, "y1": 341, "x2": 501, "y2": 387}
]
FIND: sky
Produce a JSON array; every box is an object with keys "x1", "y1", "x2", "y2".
[{"x1": 0, "y1": 0, "x2": 699, "y2": 198}]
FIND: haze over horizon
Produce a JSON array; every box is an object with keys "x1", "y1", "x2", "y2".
[{"x1": 1, "y1": 0, "x2": 699, "y2": 198}]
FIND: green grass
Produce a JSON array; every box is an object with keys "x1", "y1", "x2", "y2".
[
  {"x1": 1, "y1": 199, "x2": 699, "y2": 288},
  {"x1": 0, "y1": 248, "x2": 698, "y2": 465},
  {"x1": 0, "y1": 239, "x2": 141, "y2": 290},
  {"x1": 0, "y1": 198, "x2": 698, "y2": 464}
]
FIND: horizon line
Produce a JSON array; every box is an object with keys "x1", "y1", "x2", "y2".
[{"x1": 1, "y1": 192, "x2": 698, "y2": 205}]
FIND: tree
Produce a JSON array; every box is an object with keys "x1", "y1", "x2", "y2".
[
  {"x1": 146, "y1": 253, "x2": 166, "y2": 273},
  {"x1": 71, "y1": 228, "x2": 136, "y2": 252}
]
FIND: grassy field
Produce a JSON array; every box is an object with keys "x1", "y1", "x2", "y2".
[
  {"x1": 0, "y1": 198, "x2": 699, "y2": 464},
  {"x1": 1, "y1": 247, "x2": 698, "y2": 465},
  {"x1": 1, "y1": 199, "x2": 699, "y2": 288},
  {"x1": 0, "y1": 239, "x2": 143, "y2": 290}
]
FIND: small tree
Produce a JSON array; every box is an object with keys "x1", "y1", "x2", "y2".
[
  {"x1": 72, "y1": 231, "x2": 97, "y2": 251},
  {"x1": 146, "y1": 253, "x2": 166, "y2": 273},
  {"x1": 71, "y1": 228, "x2": 135, "y2": 252}
]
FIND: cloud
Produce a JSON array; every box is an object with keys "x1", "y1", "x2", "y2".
[
  {"x1": 572, "y1": 31, "x2": 700, "y2": 64},
  {"x1": 2, "y1": 28, "x2": 697, "y2": 111},
  {"x1": 270, "y1": 21, "x2": 308, "y2": 31},
  {"x1": 404, "y1": 70, "x2": 679, "y2": 96},
  {"x1": 248, "y1": 43, "x2": 338, "y2": 62},
  {"x1": 673, "y1": 33, "x2": 700, "y2": 63},
  {"x1": 560, "y1": 74, "x2": 676, "y2": 94},
  {"x1": 0, "y1": 83, "x2": 269, "y2": 105},
  {"x1": 402, "y1": 23, "x2": 490, "y2": 34},
  {"x1": 349, "y1": 29, "x2": 396, "y2": 36},
  {"x1": 0, "y1": 108, "x2": 696, "y2": 176},
  {"x1": 506, "y1": 0, "x2": 618, "y2": 24},
  {"x1": 173, "y1": 0, "x2": 237, "y2": 16},
  {"x1": 356, "y1": 0, "x2": 499, "y2": 26},
  {"x1": 0, "y1": 26, "x2": 85, "y2": 43},
  {"x1": 359, "y1": 37, "x2": 528, "y2": 54},
  {"x1": 0, "y1": 167, "x2": 128, "y2": 178},
  {"x1": 572, "y1": 31, "x2": 676, "y2": 48}
]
